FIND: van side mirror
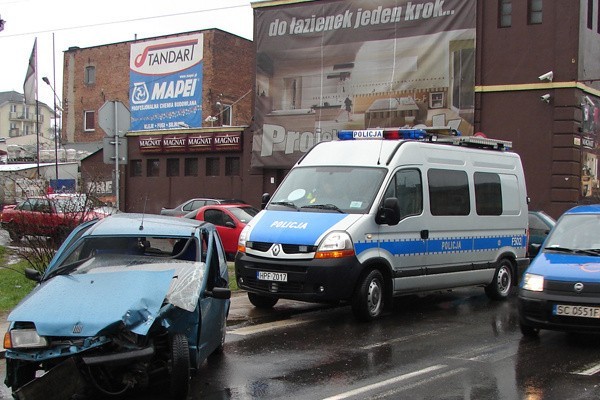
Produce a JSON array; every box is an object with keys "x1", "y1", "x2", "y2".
[
  {"x1": 261, "y1": 193, "x2": 271, "y2": 209},
  {"x1": 376, "y1": 197, "x2": 401, "y2": 225}
]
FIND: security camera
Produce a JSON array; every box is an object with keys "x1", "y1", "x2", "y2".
[
  {"x1": 538, "y1": 71, "x2": 553, "y2": 82},
  {"x1": 540, "y1": 94, "x2": 551, "y2": 103}
]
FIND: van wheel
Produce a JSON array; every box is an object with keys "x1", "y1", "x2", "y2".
[
  {"x1": 485, "y1": 259, "x2": 513, "y2": 300},
  {"x1": 352, "y1": 269, "x2": 385, "y2": 321},
  {"x1": 248, "y1": 292, "x2": 279, "y2": 308}
]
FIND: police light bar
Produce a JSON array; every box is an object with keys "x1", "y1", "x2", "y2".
[{"x1": 337, "y1": 127, "x2": 460, "y2": 141}]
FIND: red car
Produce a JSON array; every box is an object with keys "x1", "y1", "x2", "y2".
[
  {"x1": 189, "y1": 204, "x2": 259, "y2": 259},
  {"x1": 1, "y1": 194, "x2": 113, "y2": 243}
]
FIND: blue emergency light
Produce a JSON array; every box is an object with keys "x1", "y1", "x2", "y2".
[{"x1": 337, "y1": 128, "x2": 459, "y2": 141}]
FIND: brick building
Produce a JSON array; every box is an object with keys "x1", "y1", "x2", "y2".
[{"x1": 62, "y1": 29, "x2": 263, "y2": 213}]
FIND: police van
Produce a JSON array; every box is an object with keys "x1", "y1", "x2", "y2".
[{"x1": 235, "y1": 128, "x2": 529, "y2": 320}]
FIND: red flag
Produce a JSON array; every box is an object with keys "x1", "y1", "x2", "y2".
[{"x1": 23, "y1": 38, "x2": 37, "y2": 104}]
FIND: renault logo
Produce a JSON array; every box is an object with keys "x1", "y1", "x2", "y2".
[
  {"x1": 272, "y1": 244, "x2": 281, "y2": 256},
  {"x1": 574, "y1": 282, "x2": 584, "y2": 293},
  {"x1": 73, "y1": 323, "x2": 83, "y2": 334}
]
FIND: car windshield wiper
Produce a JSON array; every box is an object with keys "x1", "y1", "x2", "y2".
[
  {"x1": 44, "y1": 257, "x2": 92, "y2": 280},
  {"x1": 544, "y1": 246, "x2": 575, "y2": 253},
  {"x1": 269, "y1": 201, "x2": 299, "y2": 210},
  {"x1": 575, "y1": 249, "x2": 600, "y2": 256},
  {"x1": 301, "y1": 204, "x2": 344, "y2": 213}
]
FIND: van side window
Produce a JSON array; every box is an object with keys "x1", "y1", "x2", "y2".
[
  {"x1": 384, "y1": 169, "x2": 423, "y2": 218},
  {"x1": 428, "y1": 169, "x2": 470, "y2": 216},
  {"x1": 474, "y1": 172, "x2": 502, "y2": 215}
]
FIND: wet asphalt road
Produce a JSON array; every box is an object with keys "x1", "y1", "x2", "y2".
[{"x1": 24, "y1": 288, "x2": 593, "y2": 400}]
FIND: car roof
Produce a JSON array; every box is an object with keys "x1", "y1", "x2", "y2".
[
  {"x1": 85, "y1": 213, "x2": 211, "y2": 237},
  {"x1": 564, "y1": 204, "x2": 600, "y2": 215}
]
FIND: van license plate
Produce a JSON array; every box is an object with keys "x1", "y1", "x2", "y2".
[
  {"x1": 553, "y1": 304, "x2": 600, "y2": 319},
  {"x1": 257, "y1": 271, "x2": 287, "y2": 282}
]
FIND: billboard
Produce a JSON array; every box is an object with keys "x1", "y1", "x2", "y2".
[
  {"x1": 253, "y1": 0, "x2": 476, "y2": 168},
  {"x1": 129, "y1": 33, "x2": 204, "y2": 131}
]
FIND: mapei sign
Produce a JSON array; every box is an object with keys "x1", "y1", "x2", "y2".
[
  {"x1": 139, "y1": 132, "x2": 242, "y2": 154},
  {"x1": 129, "y1": 33, "x2": 204, "y2": 132}
]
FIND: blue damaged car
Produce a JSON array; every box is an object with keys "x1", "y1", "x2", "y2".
[
  {"x1": 3, "y1": 213, "x2": 231, "y2": 400},
  {"x1": 519, "y1": 205, "x2": 600, "y2": 337}
]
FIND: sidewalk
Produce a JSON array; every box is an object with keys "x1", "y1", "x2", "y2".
[{"x1": 1, "y1": 291, "x2": 323, "y2": 359}]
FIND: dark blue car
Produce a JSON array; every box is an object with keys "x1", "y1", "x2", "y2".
[
  {"x1": 519, "y1": 205, "x2": 600, "y2": 337},
  {"x1": 3, "y1": 213, "x2": 231, "y2": 399}
]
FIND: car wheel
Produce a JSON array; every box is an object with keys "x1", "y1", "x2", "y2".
[
  {"x1": 351, "y1": 269, "x2": 385, "y2": 321},
  {"x1": 6, "y1": 359, "x2": 37, "y2": 391},
  {"x1": 7, "y1": 223, "x2": 22, "y2": 243},
  {"x1": 485, "y1": 259, "x2": 514, "y2": 300},
  {"x1": 520, "y1": 322, "x2": 540, "y2": 338},
  {"x1": 248, "y1": 292, "x2": 279, "y2": 308},
  {"x1": 169, "y1": 333, "x2": 190, "y2": 400}
]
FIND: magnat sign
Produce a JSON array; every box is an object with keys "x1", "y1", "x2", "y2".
[{"x1": 139, "y1": 132, "x2": 242, "y2": 153}]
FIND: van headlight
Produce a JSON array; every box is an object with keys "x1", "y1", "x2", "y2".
[
  {"x1": 5, "y1": 328, "x2": 48, "y2": 349},
  {"x1": 315, "y1": 231, "x2": 355, "y2": 259},
  {"x1": 237, "y1": 224, "x2": 253, "y2": 254},
  {"x1": 522, "y1": 273, "x2": 545, "y2": 292}
]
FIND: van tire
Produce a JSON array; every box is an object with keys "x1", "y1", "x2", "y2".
[
  {"x1": 485, "y1": 259, "x2": 513, "y2": 300},
  {"x1": 248, "y1": 292, "x2": 279, "y2": 308},
  {"x1": 352, "y1": 269, "x2": 385, "y2": 321}
]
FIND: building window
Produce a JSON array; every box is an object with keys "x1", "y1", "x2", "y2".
[
  {"x1": 588, "y1": 0, "x2": 593, "y2": 29},
  {"x1": 206, "y1": 157, "x2": 220, "y2": 176},
  {"x1": 225, "y1": 157, "x2": 240, "y2": 176},
  {"x1": 221, "y1": 104, "x2": 233, "y2": 126},
  {"x1": 528, "y1": 0, "x2": 542, "y2": 24},
  {"x1": 167, "y1": 158, "x2": 180, "y2": 177},
  {"x1": 147, "y1": 159, "x2": 160, "y2": 177},
  {"x1": 499, "y1": 0, "x2": 512, "y2": 28},
  {"x1": 10, "y1": 104, "x2": 16, "y2": 113},
  {"x1": 85, "y1": 66, "x2": 96, "y2": 85},
  {"x1": 130, "y1": 160, "x2": 142, "y2": 177},
  {"x1": 84, "y1": 110, "x2": 95, "y2": 131},
  {"x1": 24, "y1": 106, "x2": 29, "y2": 119},
  {"x1": 184, "y1": 158, "x2": 198, "y2": 176}
]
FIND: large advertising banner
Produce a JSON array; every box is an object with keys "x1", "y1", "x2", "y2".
[
  {"x1": 129, "y1": 33, "x2": 204, "y2": 131},
  {"x1": 253, "y1": 0, "x2": 476, "y2": 168}
]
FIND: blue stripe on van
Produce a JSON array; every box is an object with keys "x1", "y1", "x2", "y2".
[{"x1": 355, "y1": 235, "x2": 527, "y2": 256}]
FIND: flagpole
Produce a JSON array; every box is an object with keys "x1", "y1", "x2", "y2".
[{"x1": 35, "y1": 41, "x2": 40, "y2": 177}]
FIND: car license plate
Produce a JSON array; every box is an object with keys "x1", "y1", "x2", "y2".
[
  {"x1": 553, "y1": 304, "x2": 600, "y2": 319},
  {"x1": 257, "y1": 271, "x2": 287, "y2": 282}
]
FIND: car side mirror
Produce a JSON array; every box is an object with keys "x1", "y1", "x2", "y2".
[
  {"x1": 261, "y1": 193, "x2": 271, "y2": 209},
  {"x1": 24, "y1": 268, "x2": 42, "y2": 283},
  {"x1": 376, "y1": 197, "x2": 401, "y2": 226},
  {"x1": 205, "y1": 287, "x2": 231, "y2": 300}
]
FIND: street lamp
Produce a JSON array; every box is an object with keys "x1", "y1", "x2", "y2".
[{"x1": 42, "y1": 76, "x2": 61, "y2": 181}]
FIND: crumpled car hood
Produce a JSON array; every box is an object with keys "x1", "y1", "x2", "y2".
[{"x1": 9, "y1": 270, "x2": 177, "y2": 337}]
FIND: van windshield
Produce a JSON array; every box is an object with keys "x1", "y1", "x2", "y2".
[{"x1": 268, "y1": 166, "x2": 387, "y2": 214}]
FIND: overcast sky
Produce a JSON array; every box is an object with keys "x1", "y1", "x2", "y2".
[{"x1": 0, "y1": 0, "x2": 256, "y2": 107}]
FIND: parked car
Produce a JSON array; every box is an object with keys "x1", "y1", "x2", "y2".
[
  {"x1": 160, "y1": 198, "x2": 247, "y2": 217},
  {"x1": 186, "y1": 204, "x2": 259, "y2": 259},
  {"x1": 3, "y1": 213, "x2": 231, "y2": 399},
  {"x1": 528, "y1": 210, "x2": 556, "y2": 258},
  {"x1": 1, "y1": 194, "x2": 114, "y2": 243},
  {"x1": 519, "y1": 204, "x2": 600, "y2": 337}
]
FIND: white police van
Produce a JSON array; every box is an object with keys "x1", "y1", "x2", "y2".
[{"x1": 235, "y1": 128, "x2": 529, "y2": 320}]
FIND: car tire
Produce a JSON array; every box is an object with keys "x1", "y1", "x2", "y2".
[
  {"x1": 248, "y1": 292, "x2": 279, "y2": 308},
  {"x1": 169, "y1": 333, "x2": 190, "y2": 400},
  {"x1": 485, "y1": 259, "x2": 514, "y2": 300},
  {"x1": 519, "y1": 322, "x2": 540, "y2": 338},
  {"x1": 351, "y1": 269, "x2": 385, "y2": 321},
  {"x1": 6, "y1": 359, "x2": 36, "y2": 392},
  {"x1": 7, "y1": 223, "x2": 22, "y2": 243}
]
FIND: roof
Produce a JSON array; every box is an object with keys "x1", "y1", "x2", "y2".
[
  {"x1": 0, "y1": 162, "x2": 79, "y2": 172},
  {"x1": 86, "y1": 213, "x2": 210, "y2": 237},
  {"x1": 0, "y1": 91, "x2": 51, "y2": 109}
]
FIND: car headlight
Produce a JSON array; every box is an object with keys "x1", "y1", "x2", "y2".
[
  {"x1": 315, "y1": 231, "x2": 355, "y2": 259},
  {"x1": 5, "y1": 328, "x2": 48, "y2": 349},
  {"x1": 237, "y1": 224, "x2": 253, "y2": 254},
  {"x1": 522, "y1": 273, "x2": 545, "y2": 292}
]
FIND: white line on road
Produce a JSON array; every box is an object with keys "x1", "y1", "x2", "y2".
[
  {"x1": 575, "y1": 362, "x2": 600, "y2": 376},
  {"x1": 321, "y1": 364, "x2": 447, "y2": 400},
  {"x1": 229, "y1": 318, "x2": 312, "y2": 336}
]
